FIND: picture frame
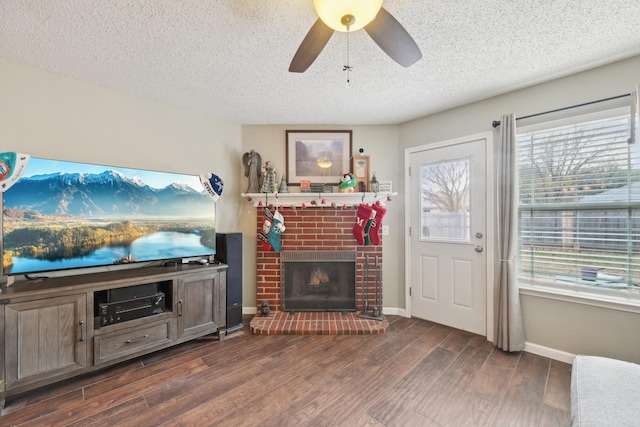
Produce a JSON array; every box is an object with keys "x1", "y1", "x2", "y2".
[
  {"x1": 352, "y1": 155, "x2": 370, "y2": 193},
  {"x1": 286, "y1": 130, "x2": 352, "y2": 185}
]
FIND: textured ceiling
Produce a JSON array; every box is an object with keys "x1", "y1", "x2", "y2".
[{"x1": 2, "y1": 0, "x2": 640, "y2": 125}]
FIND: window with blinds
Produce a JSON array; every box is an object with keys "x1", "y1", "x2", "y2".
[{"x1": 517, "y1": 108, "x2": 640, "y2": 291}]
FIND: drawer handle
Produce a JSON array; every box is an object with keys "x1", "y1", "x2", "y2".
[
  {"x1": 125, "y1": 334, "x2": 149, "y2": 344},
  {"x1": 79, "y1": 320, "x2": 86, "y2": 342}
]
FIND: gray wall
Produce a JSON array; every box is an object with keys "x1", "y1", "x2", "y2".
[{"x1": 399, "y1": 55, "x2": 640, "y2": 363}]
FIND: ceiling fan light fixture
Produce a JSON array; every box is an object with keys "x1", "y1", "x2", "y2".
[{"x1": 313, "y1": 0, "x2": 383, "y2": 32}]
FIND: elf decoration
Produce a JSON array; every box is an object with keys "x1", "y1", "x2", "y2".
[
  {"x1": 338, "y1": 173, "x2": 356, "y2": 193},
  {"x1": 352, "y1": 202, "x2": 386, "y2": 246}
]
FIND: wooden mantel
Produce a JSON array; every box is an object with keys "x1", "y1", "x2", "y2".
[{"x1": 240, "y1": 192, "x2": 396, "y2": 208}]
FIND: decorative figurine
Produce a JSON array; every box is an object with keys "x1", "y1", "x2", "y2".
[
  {"x1": 278, "y1": 175, "x2": 289, "y2": 193},
  {"x1": 261, "y1": 161, "x2": 278, "y2": 193},
  {"x1": 339, "y1": 172, "x2": 356, "y2": 193},
  {"x1": 242, "y1": 150, "x2": 262, "y2": 193},
  {"x1": 261, "y1": 300, "x2": 271, "y2": 317}
]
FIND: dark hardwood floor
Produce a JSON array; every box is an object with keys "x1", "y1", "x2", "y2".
[{"x1": 0, "y1": 315, "x2": 571, "y2": 426}]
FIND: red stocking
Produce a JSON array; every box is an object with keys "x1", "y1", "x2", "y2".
[
  {"x1": 352, "y1": 204, "x2": 373, "y2": 245},
  {"x1": 258, "y1": 208, "x2": 274, "y2": 251},
  {"x1": 369, "y1": 203, "x2": 387, "y2": 245}
]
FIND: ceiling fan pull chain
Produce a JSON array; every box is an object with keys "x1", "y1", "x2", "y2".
[{"x1": 343, "y1": 24, "x2": 352, "y2": 88}]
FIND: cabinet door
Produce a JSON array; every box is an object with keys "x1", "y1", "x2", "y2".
[
  {"x1": 5, "y1": 294, "x2": 87, "y2": 390},
  {"x1": 177, "y1": 271, "x2": 225, "y2": 339}
]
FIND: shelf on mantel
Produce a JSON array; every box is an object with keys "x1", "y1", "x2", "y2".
[{"x1": 241, "y1": 192, "x2": 397, "y2": 208}]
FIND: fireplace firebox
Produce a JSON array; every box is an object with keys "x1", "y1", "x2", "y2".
[{"x1": 281, "y1": 251, "x2": 357, "y2": 312}]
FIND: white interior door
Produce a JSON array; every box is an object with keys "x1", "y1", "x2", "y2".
[{"x1": 409, "y1": 137, "x2": 487, "y2": 335}]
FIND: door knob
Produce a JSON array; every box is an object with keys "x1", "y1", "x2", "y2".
[{"x1": 475, "y1": 245, "x2": 484, "y2": 253}]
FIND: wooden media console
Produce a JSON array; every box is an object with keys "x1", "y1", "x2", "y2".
[{"x1": 0, "y1": 263, "x2": 227, "y2": 408}]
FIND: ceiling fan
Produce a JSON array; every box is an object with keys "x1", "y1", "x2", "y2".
[{"x1": 289, "y1": 0, "x2": 422, "y2": 73}]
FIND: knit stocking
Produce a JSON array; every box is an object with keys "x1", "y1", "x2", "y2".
[
  {"x1": 258, "y1": 208, "x2": 274, "y2": 251},
  {"x1": 352, "y1": 204, "x2": 373, "y2": 245},
  {"x1": 267, "y1": 211, "x2": 285, "y2": 252},
  {"x1": 369, "y1": 203, "x2": 387, "y2": 246}
]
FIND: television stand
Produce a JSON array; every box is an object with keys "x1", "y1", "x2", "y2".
[{"x1": 0, "y1": 264, "x2": 226, "y2": 410}]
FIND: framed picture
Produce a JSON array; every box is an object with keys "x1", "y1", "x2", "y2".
[
  {"x1": 286, "y1": 130, "x2": 352, "y2": 185},
  {"x1": 378, "y1": 180, "x2": 392, "y2": 193},
  {"x1": 352, "y1": 155, "x2": 370, "y2": 192}
]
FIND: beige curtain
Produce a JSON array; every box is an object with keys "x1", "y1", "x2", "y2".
[
  {"x1": 494, "y1": 113, "x2": 525, "y2": 352},
  {"x1": 631, "y1": 86, "x2": 639, "y2": 145}
]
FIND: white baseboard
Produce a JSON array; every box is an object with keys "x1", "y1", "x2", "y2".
[
  {"x1": 382, "y1": 307, "x2": 406, "y2": 316},
  {"x1": 524, "y1": 342, "x2": 576, "y2": 364}
]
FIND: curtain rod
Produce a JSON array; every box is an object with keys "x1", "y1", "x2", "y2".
[{"x1": 491, "y1": 93, "x2": 631, "y2": 128}]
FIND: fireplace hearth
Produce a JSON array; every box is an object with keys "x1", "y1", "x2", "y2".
[{"x1": 281, "y1": 251, "x2": 356, "y2": 312}]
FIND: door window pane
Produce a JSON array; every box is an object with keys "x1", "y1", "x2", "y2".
[{"x1": 420, "y1": 159, "x2": 470, "y2": 242}]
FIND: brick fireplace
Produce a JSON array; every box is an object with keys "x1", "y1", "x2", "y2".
[{"x1": 250, "y1": 205, "x2": 387, "y2": 335}]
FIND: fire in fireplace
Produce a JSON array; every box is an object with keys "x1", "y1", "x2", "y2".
[{"x1": 281, "y1": 251, "x2": 357, "y2": 312}]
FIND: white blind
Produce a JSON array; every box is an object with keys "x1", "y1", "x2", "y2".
[{"x1": 517, "y1": 111, "x2": 640, "y2": 289}]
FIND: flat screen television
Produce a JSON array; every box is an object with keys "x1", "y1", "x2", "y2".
[{"x1": 2, "y1": 157, "x2": 216, "y2": 277}]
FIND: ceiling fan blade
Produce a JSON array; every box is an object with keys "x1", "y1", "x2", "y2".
[
  {"x1": 364, "y1": 7, "x2": 422, "y2": 68},
  {"x1": 289, "y1": 18, "x2": 334, "y2": 73}
]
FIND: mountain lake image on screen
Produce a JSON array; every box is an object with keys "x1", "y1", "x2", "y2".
[{"x1": 2, "y1": 157, "x2": 216, "y2": 276}]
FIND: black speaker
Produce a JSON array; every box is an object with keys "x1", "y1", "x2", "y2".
[{"x1": 215, "y1": 232, "x2": 243, "y2": 334}]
